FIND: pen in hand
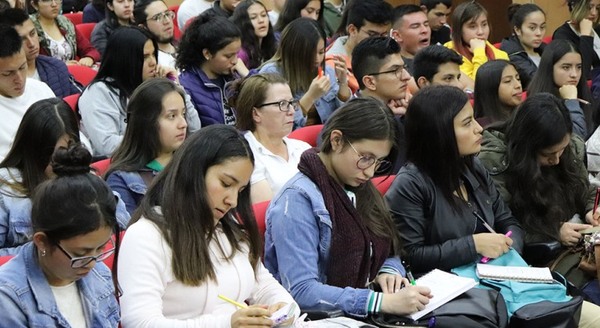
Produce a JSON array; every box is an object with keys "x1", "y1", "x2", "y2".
[{"x1": 480, "y1": 230, "x2": 512, "y2": 263}]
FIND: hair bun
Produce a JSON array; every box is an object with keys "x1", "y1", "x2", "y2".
[{"x1": 51, "y1": 143, "x2": 93, "y2": 177}]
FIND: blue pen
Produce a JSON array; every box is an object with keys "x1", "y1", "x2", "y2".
[{"x1": 428, "y1": 316, "x2": 436, "y2": 328}]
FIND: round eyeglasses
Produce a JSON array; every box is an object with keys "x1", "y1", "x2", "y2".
[
  {"x1": 256, "y1": 99, "x2": 299, "y2": 112},
  {"x1": 347, "y1": 140, "x2": 392, "y2": 174},
  {"x1": 55, "y1": 240, "x2": 115, "y2": 269}
]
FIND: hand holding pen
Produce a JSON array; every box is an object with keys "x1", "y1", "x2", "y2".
[
  {"x1": 586, "y1": 187, "x2": 600, "y2": 226},
  {"x1": 219, "y1": 294, "x2": 274, "y2": 328},
  {"x1": 472, "y1": 211, "x2": 512, "y2": 262}
]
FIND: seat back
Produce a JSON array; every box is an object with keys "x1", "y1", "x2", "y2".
[
  {"x1": 168, "y1": 5, "x2": 181, "y2": 41},
  {"x1": 68, "y1": 65, "x2": 97, "y2": 87},
  {"x1": 288, "y1": 124, "x2": 323, "y2": 147},
  {"x1": 63, "y1": 93, "x2": 81, "y2": 112},
  {"x1": 76, "y1": 23, "x2": 96, "y2": 42},
  {"x1": 372, "y1": 175, "x2": 396, "y2": 196},
  {"x1": 64, "y1": 12, "x2": 83, "y2": 25},
  {"x1": 91, "y1": 158, "x2": 111, "y2": 176}
]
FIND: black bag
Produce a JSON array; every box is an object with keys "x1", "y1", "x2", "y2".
[
  {"x1": 368, "y1": 288, "x2": 508, "y2": 328},
  {"x1": 507, "y1": 272, "x2": 583, "y2": 328}
]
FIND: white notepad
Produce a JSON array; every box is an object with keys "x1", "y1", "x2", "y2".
[
  {"x1": 476, "y1": 264, "x2": 554, "y2": 283},
  {"x1": 409, "y1": 269, "x2": 477, "y2": 320}
]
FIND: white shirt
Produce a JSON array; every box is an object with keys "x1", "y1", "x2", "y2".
[
  {"x1": 118, "y1": 217, "x2": 297, "y2": 327},
  {"x1": 244, "y1": 131, "x2": 311, "y2": 195},
  {"x1": 158, "y1": 49, "x2": 177, "y2": 70},
  {"x1": 0, "y1": 78, "x2": 55, "y2": 161},
  {"x1": 177, "y1": 0, "x2": 214, "y2": 31},
  {"x1": 50, "y1": 282, "x2": 87, "y2": 328},
  {"x1": 268, "y1": 10, "x2": 279, "y2": 27}
]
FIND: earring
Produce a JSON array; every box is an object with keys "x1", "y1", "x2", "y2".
[{"x1": 41, "y1": 249, "x2": 46, "y2": 257}]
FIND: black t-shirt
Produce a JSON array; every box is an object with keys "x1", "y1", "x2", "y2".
[{"x1": 431, "y1": 25, "x2": 451, "y2": 46}]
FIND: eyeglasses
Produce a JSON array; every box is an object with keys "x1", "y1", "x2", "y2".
[
  {"x1": 347, "y1": 140, "x2": 392, "y2": 174},
  {"x1": 367, "y1": 65, "x2": 408, "y2": 80},
  {"x1": 55, "y1": 240, "x2": 115, "y2": 269},
  {"x1": 147, "y1": 10, "x2": 175, "y2": 23},
  {"x1": 256, "y1": 99, "x2": 299, "y2": 112},
  {"x1": 39, "y1": 0, "x2": 62, "y2": 4}
]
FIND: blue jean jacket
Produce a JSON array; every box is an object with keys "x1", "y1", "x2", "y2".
[
  {"x1": 106, "y1": 170, "x2": 154, "y2": 216},
  {"x1": 0, "y1": 242, "x2": 120, "y2": 327},
  {"x1": 258, "y1": 62, "x2": 342, "y2": 128},
  {"x1": 264, "y1": 173, "x2": 405, "y2": 317},
  {"x1": 0, "y1": 168, "x2": 131, "y2": 256}
]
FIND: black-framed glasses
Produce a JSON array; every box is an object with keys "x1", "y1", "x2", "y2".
[
  {"x1": 147, "y1": 10, "x2": 175, "y2": 23},
  {"x1": 256, "y1": 99, "x2": 299, "y2": 112},
  {"x1": 367, "y1": 65, "x2": 408, "y2": 80},
  {"x1": 55, "y1": 240, "x2": 115, "y2": 269},
  {"x1": 347, "y1": 140, "x2": 392, "y2": 174}
]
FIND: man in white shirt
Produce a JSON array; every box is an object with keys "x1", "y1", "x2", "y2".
[
  {"x1": 177, "y1": 0, "x2": 213, "y2": 31},
  {"x1": 0, "y1": 24, "x2": 55, "y2": 161},
  {"x1": 134, "y1": 0, "x2": 177, "y2": 68}
]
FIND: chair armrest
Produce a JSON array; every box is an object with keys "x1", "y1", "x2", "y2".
[{"x1": 523, "y1": 241, "x2": 563, "y2": 267}]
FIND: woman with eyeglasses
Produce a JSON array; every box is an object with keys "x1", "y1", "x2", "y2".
[
  {"x1": 29, "y1": 0, "x2": 100, "y2": 66},
  {"x1": 264, "y1": 98, "x2": 433, "y2": 317},
  {"x1": 0, "y1": 142, "x2": 120, "y2": 327},
  {"x1": 230, "y1": 73, "x2": 311, "y2": 204},
  {"x1": 259, "y1": 17, "x2": 350, "y2": 128},
  {"x1": 385, "y1": 86, "x2": 524, "y2": 276}
]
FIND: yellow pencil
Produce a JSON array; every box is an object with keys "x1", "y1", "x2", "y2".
[{"x1": 218, "y1": 294, "x2": 247, "y2": 309}]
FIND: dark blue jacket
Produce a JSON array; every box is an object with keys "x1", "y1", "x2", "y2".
[
  {"x1": 179, "y1": 67, "x2": 234, "y2": 127},
  {"x1": 36, "y1": 55, "x2": 82, "y2": 98}
]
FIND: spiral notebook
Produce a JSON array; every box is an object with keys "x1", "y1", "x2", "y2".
[
  {"x1": 409, "y1": 269, "x2": 477, "y2": 320},
  {"x1": 476, "y1": 264, "x2": 554, "y2": 283}
]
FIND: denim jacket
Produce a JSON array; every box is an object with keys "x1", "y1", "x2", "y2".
[
  {"x1": 264, "y1": 172, "x2": 404, "y2": 317},
  {"x1": 258, "y1": 62, "x2": 342, "y2": 129},
  {"x1": 0, "y1": 168, "x2": 131, "y2": 256},
  {"x1": 106, "y1": 170, "x2": 155, "y2": 216},
  {"x1": 0, "y1": 242, "x2": 120, "y2": 327},
  {"x1": 0, "y1": 168, "x2": 32, "y2": 256}
]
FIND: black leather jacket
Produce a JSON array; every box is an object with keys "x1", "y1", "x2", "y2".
[{"x1": 385, "y1": 158, "x2": 524, "y2": 275}]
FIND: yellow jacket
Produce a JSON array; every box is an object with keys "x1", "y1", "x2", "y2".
[{"x1": 444, "y1": 40, "x2": 509, "y2": 80}]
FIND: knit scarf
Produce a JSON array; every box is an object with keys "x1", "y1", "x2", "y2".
[{"x1": 297, "y1": 148, "x2": 391, "y2": 288}]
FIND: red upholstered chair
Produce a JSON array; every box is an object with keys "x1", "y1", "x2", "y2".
[
  {"x1": 372, "y1": 175, "x2": 396, "y2": 196},
  {"x1": 542, "y1": 35, "x2": 552, "y2": 44},
  {"x1": 252, "y1": 200, "x2": 270, "y2": 238},
  {"x1": 169, "y1": 5, "x2": 181, "y2": 41},
  {"x1": 63, "y1": 93, "x2": 81, "y2": 112},
  {"x1": 0, "y1": 255, "x2": 14, "y2": 266},
  {"x1": 493, "y1": 42, "x2": 501, "y2": 49},
  {"x1": 76, "y1": 23, "x2": 96, "y2": 42},
  {"x1": 91, "y1": 158, "x2": 111, "y2": 176},
  {"x1": 68, "y1": 65, "x2": 97, "y2": 87},
  {"x1": 64, "y1": 12, "x2": 83, "y2": 25},
  {"x1": 288, "y1": 124, "x2": 323, "y2": 147},
  {"x1": 102, "y1": 230, "x2": 126, "y2": 270}
]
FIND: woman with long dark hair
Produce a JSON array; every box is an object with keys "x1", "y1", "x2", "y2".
[
  {"x1": 105, "y1": 79, "x2": 188, "y2": 215},
  {"x1": 265, "y1": 98, "x2": 432, "y2": 317},
  {"x1": 230, "y1": 0, "x2": 277, "y2": 70},
  {"x1": 528, "y1": 39, "x2": 592, "y2": 138},
  {"x1": 79, "y1": 27, "x2": 200, "y2": 157},
  {"x1": 0, "y1": 143, "x2": 121, "y2": 327},
  {"x1": 118, "y1": 125, "x2": 299, "y2": 326},
  {"x1": 473, "y1": 60, "x2": 523, "y2": 127}
]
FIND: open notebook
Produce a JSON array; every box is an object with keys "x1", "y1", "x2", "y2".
[
  {"x1": 409, "y1": 269, "x2": 478, "y2": 320},
  {"x1": 476, "y1": 264, "x2": 554, "y2": 283}
]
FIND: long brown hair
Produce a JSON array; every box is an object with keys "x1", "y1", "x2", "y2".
[{"x1": 131, "y1": 125, "x2": 259, "y2": 285}]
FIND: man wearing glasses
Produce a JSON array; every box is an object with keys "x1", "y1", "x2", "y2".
[
  {"x1": 134, "y1": 0, "x2": 177, "y2": 69},
  {"x1": 352, "y1": 36, "x2": 411, "y2": 171},
  {"x1": 325, "y1": 0, "x2": 392, "y2": 95}
]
